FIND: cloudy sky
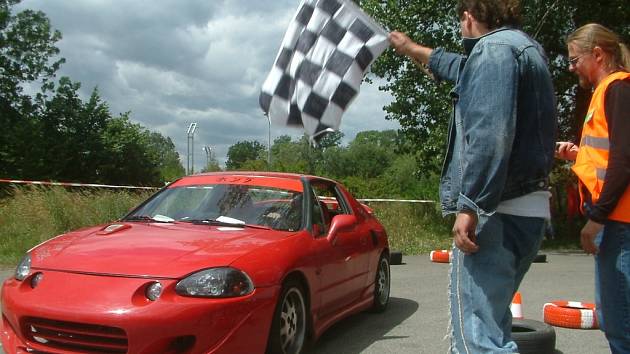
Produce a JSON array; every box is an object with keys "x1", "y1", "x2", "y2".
[{"x1": 15, "y1": 0, "x2": 398, "y2": 170}]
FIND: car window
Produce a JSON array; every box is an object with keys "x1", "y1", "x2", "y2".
[
  {"x1": 309, "y1": 180, "x2": 351, "y2": 236},
  {"x1": 126, "y1": 184, "x2": 304, "y2": 231}
]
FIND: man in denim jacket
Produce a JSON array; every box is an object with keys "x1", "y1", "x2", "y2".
[{"x1": 390, "y1": 0, "x2": 556, "y2": 352}]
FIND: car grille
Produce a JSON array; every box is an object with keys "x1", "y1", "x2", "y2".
[{"x1": 22, "y1": 317, "x2": 128, "y2": 353}]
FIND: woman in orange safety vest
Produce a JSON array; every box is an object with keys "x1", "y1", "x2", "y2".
[{"x1": 556, "y1": 23, "x2": 630, "y2": 354}]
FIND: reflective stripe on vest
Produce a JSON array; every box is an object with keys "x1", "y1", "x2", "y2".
[
  {"x1": 596, "y1": 168, "x2": 606, "y2": 181},
  {"x1": 572, "y1": 71, "x2": 630, "y2": 223},
  {"x1": 580, "y1": 135, "x2": 610, "y2": 150}
]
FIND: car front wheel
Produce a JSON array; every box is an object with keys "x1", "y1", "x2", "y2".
[
  {"x1": 267, "y1": 279, "x2": 307, "y2": 354},
  {"x1": 371, "y1": 253, "x2": 390, "y2": 312}
]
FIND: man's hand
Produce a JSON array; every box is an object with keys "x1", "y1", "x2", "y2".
[
  {"x1": 389, "y1": 31, "x2": 433, "y2": 66},
  {"x1": 389, "y1": 31, "x2": 413, "y2": 56},
  {"x1": 555, "y1": 141, "x2": 579, "y2": 161},
  {"x1": 581, "y1": 219, "x2": 603, "y2": 254},
  {"x1": 452, "y1": 211, "x2": 480, "y2": 254}
]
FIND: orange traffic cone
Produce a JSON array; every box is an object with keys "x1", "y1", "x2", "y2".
[{"x1": 511, "y1": 292, "x2": 523, "y2": 319}]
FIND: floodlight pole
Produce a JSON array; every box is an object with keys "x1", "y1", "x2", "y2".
[
  {"x1": 203, "y1": 145, "x2": 211, "y2": 170},
  {"x1": 187, "y1": 122, "x2": 198, "y2": 175},
  {"x1": 265, "y1": 114, "x2": 271, "y2": 168}
]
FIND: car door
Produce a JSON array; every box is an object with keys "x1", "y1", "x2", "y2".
[
  {"x1": 331, "y1": 186, "x2": 372, "y2": 296},
  {"x1": 309, "y1": 180, "x2": 368, "y2": 318}
]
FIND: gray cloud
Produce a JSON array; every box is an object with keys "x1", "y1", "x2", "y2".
[{"x1": 16, "y1": 0, "x2": 398, "y2": 170}]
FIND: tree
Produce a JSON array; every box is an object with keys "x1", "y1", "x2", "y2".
[
  {"x1": 145, "y1": 132, "x2": 185, "y2": 182},
  {"x1": 0, "y1": 0, "x2": 64, "y2": 111},
  {"x1": 202, "y1": 159, "x2": 222, "y2": 173},
  {"x1": 342, "y1": 130, "x2": 398, "y2": 179},
  {"x1": 200, "y1": 148, "x2": 221, "y2": 173},
  {"x1": 1, "y1": 0, "x2": 64, "y2": 178},
  {"x1": 37, "y1": 79, "x2": 110, "y2": 182},
  {"x1": 317, "y1": 130, "x2": 344, "y2": 150},
  {"x1": 270, "y1": 135, "x2": 308, "y2": 173},
  {"x1": 0, "y1": 1, "x2": 186, "y2": 186},
  {"x1": 99, "y1": 115, "x2": 160, "y2": 186},
  {"x1": 0, "y1": 95, "x2": 40, "y2": 179},
  {"x1": 362, "y1": 0, "x2": 630, "y2": 172},
  {"x1": 225, "y1": 140, "x2": 266, "y2": 170},
  {"x1": 362, "y1": 0, "x2": 459, "y2": 174},
  {"x1": 380, "y1": 154, "x2": 433, "y2": 199},
  {"x1": 239, "y1": 159, "x2": 268, "y2": 172}
]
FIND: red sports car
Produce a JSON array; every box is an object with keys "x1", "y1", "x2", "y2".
[{"x1": 1, "y1": 172, "x2": 391, "y2": 354}]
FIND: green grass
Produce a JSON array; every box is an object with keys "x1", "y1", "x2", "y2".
[
  {"x1": 368, "y1": 201, "x2": 453, "y2": 255},
  {"x1": 539, "y1": 216, "x2": 585, "y2": 250},
  {"x1": 0, "y1": 187, "x2": 582, "y2": 267},
  {"x1": 0, "y1": 187, "x2": 150, "y2": 266}
]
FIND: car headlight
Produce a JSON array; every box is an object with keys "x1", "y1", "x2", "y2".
[
  {"x1": 15, "y1": 253, "x2": 31, "y2": 281},
  {"x1": 175, "y1": 267, "x2": 254, "y2": 298}
]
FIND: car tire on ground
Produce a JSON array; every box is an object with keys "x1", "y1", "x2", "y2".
[
  {"x1": 533, "y1": 253, "x2": 547, "y2": 263},
  {"x1": 512, "y1": 318, "x2": 556, "y2": 354},
  {"x1": 390, "y1": 251, "x2": 403, "y2": 265},
  {"x1": 370, "y1": 253, "x2": 391, "y2": 313},
  {"x1": 267, "y1": 279, "x2": 307, "y2": 354}
]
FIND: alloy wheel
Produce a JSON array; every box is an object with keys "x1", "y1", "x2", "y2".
[
  {"x1": 376, "y1": 256, "x2": 390, "y2": 306},
  {"x1": 279, "y1": 287, "x2": 306, "y2": 354}
]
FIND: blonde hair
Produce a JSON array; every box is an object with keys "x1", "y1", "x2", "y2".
[{"x1": 567, "y1": 23, "x2": 630, "y2": 71}]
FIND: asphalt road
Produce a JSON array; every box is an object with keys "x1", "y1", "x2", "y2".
[{"x1": 0, "y1": 252, "x2": 611, "y2": 354}]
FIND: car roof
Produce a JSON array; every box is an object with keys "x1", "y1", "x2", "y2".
[
  {"x1": 194, "y1": 171, "x2": 306, "y2": 180},
  {"x1": 167, "y1": 171, "x2": 338, "y2": 192},
  {"x1": 193, "y1": 171, "x2": 338, "y2": 183}
]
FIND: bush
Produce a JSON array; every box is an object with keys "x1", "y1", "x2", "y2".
[
  {"x1": 0, "y1": 186, "x2": 150, "y2": 265},
  {"x1": 367, "y1": 201, "x2": 453, "y2": 255},
  {"x1": 0, "y1": 185, "x2": 582, "y2": 266}
]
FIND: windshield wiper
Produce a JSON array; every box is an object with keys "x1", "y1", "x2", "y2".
[
  {"x1": 124, "y1": 215, "x2": 174, "y2": 223},
  {"x1": 185, "y1": 219, "x2": 271, "y2": 230}
]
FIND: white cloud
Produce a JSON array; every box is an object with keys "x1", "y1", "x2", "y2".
[{"x1": 15, "y1": 0, "x2": 398, "y2": 170}]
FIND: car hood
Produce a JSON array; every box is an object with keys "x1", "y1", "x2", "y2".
[{"x1": 29, "y1": 222, "x2": 290, "y2": 278}]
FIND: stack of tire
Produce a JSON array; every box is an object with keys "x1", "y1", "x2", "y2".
[
  {"x1": 428, "y1": 249, "x2": 556, "y2": 353},
  {"x1": 512, "y1": 318, "x2": 556, "y2": 354},
  {"x1": 506, "y1": 291, "x2": 555, "y2": 354},
  {"x1": 428, "y1": 250, "x2": 547, "y2": 264},
  {"x1": 429, "y1": 249, "x2": 451, "y2": 263},
  {"x1": 543, "y1": 301, "x2": 598, "y2": 329}
]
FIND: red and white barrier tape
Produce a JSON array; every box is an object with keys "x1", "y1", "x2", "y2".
[
  {"x1": 0, "y1": 179, "x2": 436, "y2": 202},
  {"x1": 359, "y1": 198, "x2": 435, "y2": 203},
  {"x1": 318, "y1": 196, "x2": 435, "y2": 204},
  {"x1": 0, "y1": 179, "x2": 158, "y2": 190}
]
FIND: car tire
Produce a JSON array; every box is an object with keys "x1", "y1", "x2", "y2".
[
  {"x1": 370, "y1": 253, "x2": 391, "y2": 313},
  {"x1": 430, "y1": 250, "x2": 451, "y2": 263},
  {"x1": 390, "y1": 251, "x2": 403, "y2": 265},
  {"x1": 543, "y1": 301, "x2": 598, "y2": 329},
  {"x1": 533, "y1": 253, "x2": 547, "y2": 263},
  {"x1": 512, "y1": 318, "x2": 556, "y2": 354},
  {"x1": 267, "y1": 279, "x2": 307, "y2": 354}
]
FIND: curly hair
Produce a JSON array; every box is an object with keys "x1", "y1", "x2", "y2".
[{"x1": 456, "y1": 0, "x2": 521, "y2": 29}]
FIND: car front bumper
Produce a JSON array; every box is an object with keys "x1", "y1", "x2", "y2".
[{"x1": 1, "y1": 270, "x2": 279, "y2": 354}]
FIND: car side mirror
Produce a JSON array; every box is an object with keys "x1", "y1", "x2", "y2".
[{"x1": 326, "y1": 214, "x2": 357, "y2": 245}]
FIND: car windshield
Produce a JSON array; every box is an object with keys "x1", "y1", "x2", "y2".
[{"x1": 125, "y1": 183, "x2": 304, "y2": 231}]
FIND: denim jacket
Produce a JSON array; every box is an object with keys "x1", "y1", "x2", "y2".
[{"x1": 428, "y1": 27, "x2": 557, "y2": 216}]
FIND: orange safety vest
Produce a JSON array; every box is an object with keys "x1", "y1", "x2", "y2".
[{"x1": 572, "y1": 71, "x2": 630, "y2": 222}]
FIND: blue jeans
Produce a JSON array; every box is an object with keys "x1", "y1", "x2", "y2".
[
  {"x1": 595, "y1": 220, "x2": 630, "y2": 354},
  {"x1": 449, "y1": 213, "x2": 545, "y2": 354}
]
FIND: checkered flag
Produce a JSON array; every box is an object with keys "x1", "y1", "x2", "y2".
[{"x1": 259, "y1": 0, "x2": 389, "y2": 143}]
